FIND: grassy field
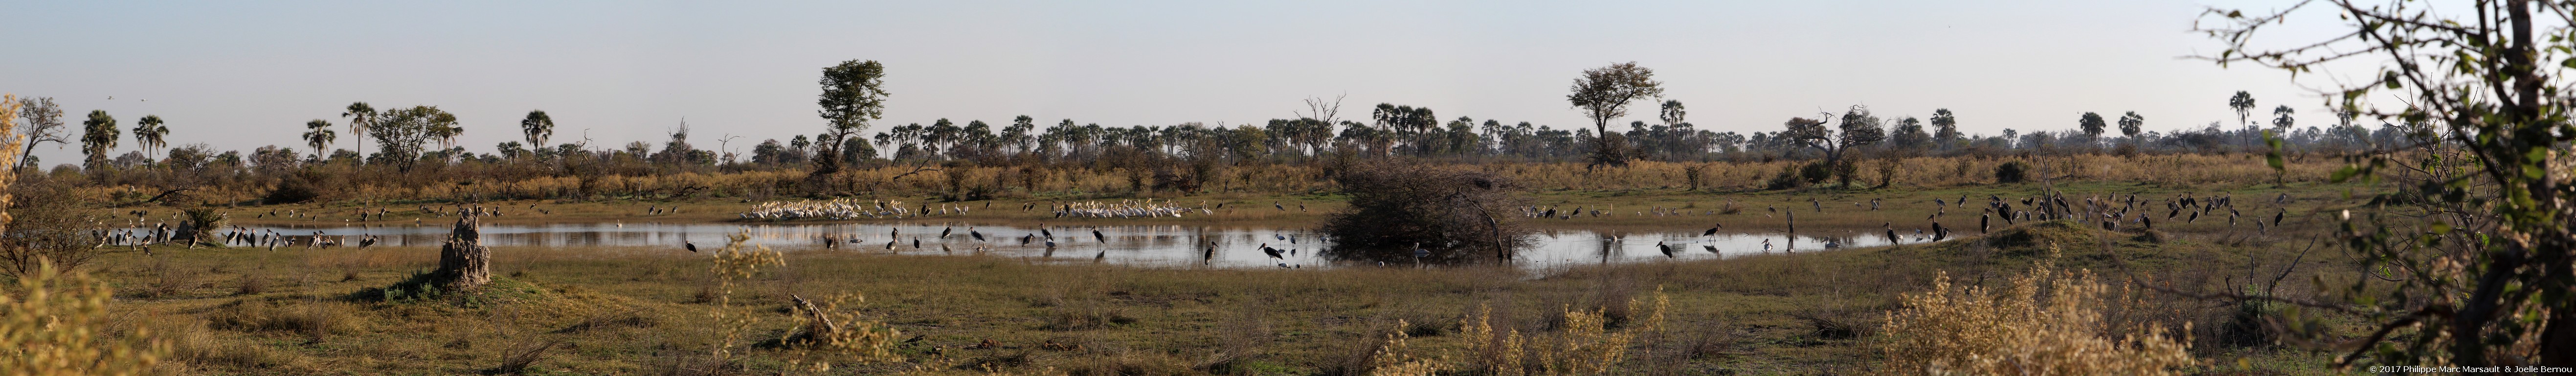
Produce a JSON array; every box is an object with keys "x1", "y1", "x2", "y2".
[{"x1": 71, "y1": 176, "x2": 2376, "y2": 375}]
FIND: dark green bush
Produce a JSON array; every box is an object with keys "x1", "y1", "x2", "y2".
[{"x1": 1994, "y1": 161, "x2": 2030, "y2": 183}]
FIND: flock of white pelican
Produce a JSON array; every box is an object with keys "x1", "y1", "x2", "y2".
[{"x1": 737, "y1": 199, "x2": 975, "y2": 220}]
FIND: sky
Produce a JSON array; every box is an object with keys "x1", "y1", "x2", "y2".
[{"x1": 1, "y1": 0, "x2": 2364, "y2": 164}]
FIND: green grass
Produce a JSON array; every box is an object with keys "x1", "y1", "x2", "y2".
[
  {"x1": 93, "y1": 229, "x2": 2357, "y2": 374},
  {"x1": 77, "y1": 181, "x2": 2381, "y2": 375}
]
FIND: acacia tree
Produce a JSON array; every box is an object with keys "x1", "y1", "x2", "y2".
[
  {"x1": 2077, "y1": 112, "x2": 2107, "y2": 150},
  {"x1": 1929, "y1": 108, "x2": 1961, "y2": 149},
  {"x1": 78, "y1": 110, "x2": 115, "y2": 170},
  {"x1": 1783, "y1": 105, "x2": 1885, "y2": 187},
  {"x1": 302, "y1": 120, "x2": 335, "y2": 158},
  {"x1": 2204, "y1": 0, "x2": 2576, "y2": 367},
  {"x1": 131, "y1": 115, "x2": 167, "y2": 160},
  {"x1": 1890, "y1": 116, "x2": 1930, "y2": 151},
  {"x1": 1566, "y1": 62, "x2": 1663, "y2": 168},
  {"x1": 2117, "y1": 111, "x2": 2145, "y2": 146},
  {"x1": 369, "y1": 106, "x2": 455, "y2": 172},
  {"x1": 815, "y1": 59, "x2": 888, "y2": 177},
  {"x1": 11, "y1": 97, "x2": 64, "y2": 174}
]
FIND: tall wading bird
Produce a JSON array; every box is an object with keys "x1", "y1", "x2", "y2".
[
  {"x1": 1657, "y1": 241, "x2": 1675, "y2": 258},
  {"x1": 1979, "y1": 213, "x2": 1992, "y2": 235},
  {"x1": 685, "y1": 240, "x2": 698, "y2": 253},
  {"x1": 1259, "y1": 243, "x2": 1281, "y2": 259},
  {"x1": 969, "y1": 228, "x2": 985, "y2": 241},
  {"x1": 1701, "y1": 223, "x2": 1723, "y2": 236},
  {"x1": 1092, "y1": 230, "x2": 1106, "y2": 243}
]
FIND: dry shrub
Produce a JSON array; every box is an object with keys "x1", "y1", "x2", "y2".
[
  {"x1": 0, "y1": 259, "x2": 171, "y2": 375},
  {"x1": 1321, "y1": 161, "x2": 1533, "y2": 262},
  {"x1": 556, "y1": 308, "x2": 659, "y2": 334},
  {"x1": 494, "y1": 340, "x2": 565, "y2": 375},
  {"x1": 705, "y1": 231, "x2": 784, "y2": 366},
  {"x1": 1043, "y1": 304, "x2": 1134, "y2": 331},
  {"x1": 1878, "y1": 245, "x2": 2196, "y2": 376},
  {"x1": 1458, "y1": 287, "x2": 1669, "y2": 376},
  {"x1": 1056, "y1": 351, "x2": 1196, "y2": 376},
  {"x1": 139, "y1": 255, "x2": 196, "y2": 299},
  {"x1": 231, "y1": 273, "x2": 267, "y2": 295},
  {"x1": 2, "y1": 178, "x2": 108, "y2": 278},
  {"x1": 1365, "y1": 320, "x2": 1447, "y2": 376},
  {"x1": 781, "y1": 293, "x2": 903, "y2": 372},
  {"x1": 1198, "y1": 301, "x2": 1273, "y2": 374},
  {"x1": 202, "y1": 298, "x2": 364, "y2": 336}
]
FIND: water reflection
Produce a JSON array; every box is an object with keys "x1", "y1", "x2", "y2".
[{"x1": 196, "y1": 221, "x2": 1922, "y2": 269}]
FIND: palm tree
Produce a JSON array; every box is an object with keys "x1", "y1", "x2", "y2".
[
  {"x1": 132, "y1": 115, "x2": 168, "y2": 160},
  {"x1": 427, "y1": 111, "x2": 462, "y2": 150},
  {"x1": 341, "y1": 102, "x2": 376, "y2": 156},
  {"x1": 519, "y1": 110, "x2": 554, "y2": 147},
  {"x1": 303, "y1": 119, "x2": 336, "y2": 159},
  {"x1": 79, "y1": 110, "x2": 118, "y2": 170}
]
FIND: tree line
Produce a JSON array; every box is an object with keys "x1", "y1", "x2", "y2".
[{"x1": 5, "y1": 62, "x2": 2425, "y2": 194}]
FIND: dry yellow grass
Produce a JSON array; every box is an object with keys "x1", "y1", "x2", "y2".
[{"x1": 1878, "y1": 245, "x2": 2196, "y2": 376}]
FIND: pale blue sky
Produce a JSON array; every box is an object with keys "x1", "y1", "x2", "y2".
[{"x1": 2, "y1": 0, "x2": 2351, "y2": 163}]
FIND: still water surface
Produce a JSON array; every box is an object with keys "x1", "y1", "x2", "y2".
[{"x1": 207, "y1": 222, "x2": 1928, "y2": 269}]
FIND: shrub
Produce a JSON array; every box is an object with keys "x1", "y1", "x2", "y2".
[
  {"x1": 1458, "y1": 287, "x2": 1669, "y2": 375},
  {"x1": 1799, "y1": 161, "x2": 1833, "y2": 184},
  {"x1": 1319, "y1": 161, "x2": 1533, "y2": 262},
  {"x1": 1765, "y1": 164, "x2": 1806, "y2": 190},
  {"x1": 1994, "y1": 161, "x2": 2031, "y2": 183},
  {"x1": 262, "y1": 174, "x2": 323, "y2": 204},
  {"x1": 0, "y1": 259, "x2": 172, "y2": 375},
  {"x1": 181, "y1": 208, "x2": 225, "y2": 246},
  {"x1": 2, "y1": 179, "x2": 108, "y2": 278},
  {"x1": 1879, "y1": 246, "x2": 2195, "y2": 375}
]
